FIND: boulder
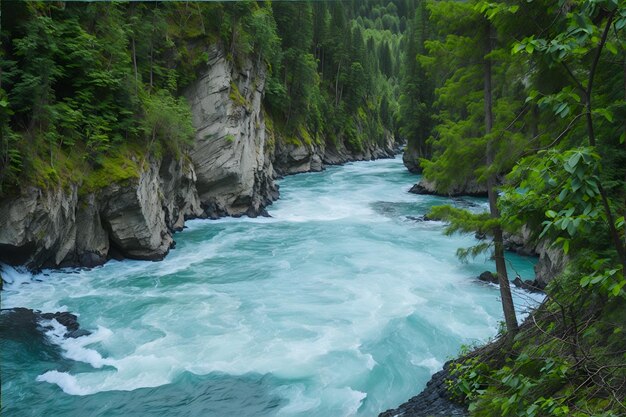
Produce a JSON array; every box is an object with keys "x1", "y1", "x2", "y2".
[
  {"x1": 1, "y1": 307, "x2": 91, "y2": 339},
  {"x1": 478, "y1": 271, "x2": 498, "y2": 284}
]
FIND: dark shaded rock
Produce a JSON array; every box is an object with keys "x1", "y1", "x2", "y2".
[
  {"x1": 2, "y1": 308, "x2": 91, "y2": 339},
  {"x1": 534, "y1": 240, "x2": 567, "y2": 288},
  {"x1": 409, "y1": 179, "x2": 488, "y2": 198},
  {"x1": 67, "y1": 329, "x2": 92, "y2": 338},
  {"x1": 475, "y1": 231, "x2": 487, "y2": 240},
  {"x1": 402, "y1": 147, "x2": 422, "y2": 174},
  {"x1": 503, "y1": 228, "x2": 536, "y2": 257},
  {"x1": 378, "y1": 361, "x2": 468, "y2": 417},
  {"x1": 478, "y1": 271, "x2": 498, "y2": 284},
  {"x1": 513, "y1": 277, "x2": 543, "y2": 292},
  {"x1": 409, "y1": 182, "x2": 438, "y2": 196},
  {"x1": 39, "y1": 311, "x2": 80, "y2": 333},
  {"x1": 1, "y1": 307, "x2": 40, "y2": 334}
]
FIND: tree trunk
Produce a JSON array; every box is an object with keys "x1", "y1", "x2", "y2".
[
  {"x1": 484, "y1": 22, "x2": 518, "y2": 337},
  {"x1": 584, "y1": 12, "x2": 626, "y2": 270}
]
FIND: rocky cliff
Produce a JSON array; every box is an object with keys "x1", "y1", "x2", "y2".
[
  {"x1": 186, "y1": 46, "x2": 278, "y2": 218},
  {"x1": 402, "y1": 145, "x2": 423, "y2": 174},
  {"x1": 0, "y1": 156, "x2": 202, "y2": 270},
  {"x1": 0, "y1": 45, "x2": 396, "y2": 271},
  {"x1": 273, "y1": 133, "x2": 396, "y2": 176}
]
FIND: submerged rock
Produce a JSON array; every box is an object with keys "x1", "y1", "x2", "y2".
[
  {"x1": 451, "y1": 197, "x2": 479, "y2": 208},
  {"x1": 405, "y1": 215, "x2": 433, "y2": 222}
]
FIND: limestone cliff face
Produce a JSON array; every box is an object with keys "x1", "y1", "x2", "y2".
[
  {"x1": 0, "y1": 185, "x2": 80, "y2": 268},
  {"x1": 186, "y1": 46, "x2": 277, "y2": 217},
  {"x1": 500, "y1": 225, "x2": 567, "y2": 287},
  {"x1": 0, "y1": 157, "x2": 202, "y2": 270}
]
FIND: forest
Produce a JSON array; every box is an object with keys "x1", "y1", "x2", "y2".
[
  {"x1": 1, "y1": 0, "x2": 626, "y2": 416},
  {"x1": 0, "y1": 0, "x2": 403, "y2": 195},
  {"x1": 400, "y1": 1, "x2": 626, "y2": 416}
]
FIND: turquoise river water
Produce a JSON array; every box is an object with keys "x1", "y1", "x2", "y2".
[{"x1": 1, "y1": 156, "x2": 542, "y2": 417}]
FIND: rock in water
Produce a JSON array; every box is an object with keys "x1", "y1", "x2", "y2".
[
  {"x1": 477, "y1": 271, "x2": 498, "y2": 284},
  {"x1": 1, "y1": 308, "x2": 91, "y2": 339}
]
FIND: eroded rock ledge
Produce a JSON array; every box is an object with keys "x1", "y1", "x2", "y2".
[{"x1": 409, "y1": 178, "x2": 488, "y2": 198}]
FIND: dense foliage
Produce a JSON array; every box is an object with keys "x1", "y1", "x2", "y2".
[
  {"x1": 0, "y1": 0, "x2": 406, "y2": 196},
  {"x1": 0, "y1": 2, "x2": 215, "y2": 194},
  {"x1": 265, "y1": 0, "x2": 406, "y2": 152},
  {"x1": 402, "y1": 0, "x2": 626, "y2": 415}
]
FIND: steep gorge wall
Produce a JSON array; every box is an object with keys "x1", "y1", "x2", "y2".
[
  {"x1": 0, "y1": 157, "x2": 202, "y2": 270},
  {"x1": 0, "y1": 46, "x2": 396, "y2": 271},
  {"x1": 186, "y1": 46, "x2": 277, "y2": 218}
]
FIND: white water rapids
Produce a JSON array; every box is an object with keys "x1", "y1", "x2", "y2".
[{"x1": 1, "y1": 156, "x2": 542, "y2": 416}]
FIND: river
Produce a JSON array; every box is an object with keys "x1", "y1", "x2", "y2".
[{"x1": 1, "y1": 156, "x2": 541, "y2": 416}]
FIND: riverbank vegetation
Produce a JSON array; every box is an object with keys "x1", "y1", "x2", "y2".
[{"x1": 402, "y1": 0, "x2": 626, "y2": 415}]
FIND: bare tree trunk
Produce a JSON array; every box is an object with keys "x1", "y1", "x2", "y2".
[
  {"x1": 585, "y1": 12, "x2": 626, "y2": 270},
  {"x1": 484, "y1": 22, "x2": 518, "y2": 337}
]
